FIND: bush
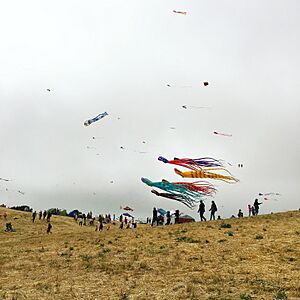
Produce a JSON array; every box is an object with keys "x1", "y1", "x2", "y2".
[
  {"x1": 275, "y1": 291, "x2": 287, "y2": 299},
  {"x1": 255, "y1": 235, "x2": 263, "y2": 240},
  {"x1": 240, "y1": 293, "x2": 252, "y2": 300},
  {"x1": 220, "y1": 223, "x2": 232, "y2": 228},
  {"x1": 175, "y1": 236, "x2": 200, "y2": 243}
]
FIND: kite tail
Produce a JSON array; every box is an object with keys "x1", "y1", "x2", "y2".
[{"x1": 193, "y1": 157, "x2": 224, "y2": 168}]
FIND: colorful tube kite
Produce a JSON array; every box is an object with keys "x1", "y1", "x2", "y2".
[
  {"x1": 84, "y1": 112, "x2": 108, "y2": 126},
  {"x1": 174, "y1": 168, "x2": 238, "y2": 183},
  {"x1": 158, "y1": 156, "x2": 224, "y2": 170},
  {"x1": 142, "y1": 177, "x2": 211, "y2": 208}
]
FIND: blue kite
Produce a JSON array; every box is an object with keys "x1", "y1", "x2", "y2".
[{"x1": 84, "y1": 112, "x2": 108, "y2": 126}]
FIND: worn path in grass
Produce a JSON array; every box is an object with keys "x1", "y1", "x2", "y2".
[{"x1": 0, "y1": 208, "x2": 300, "y2": 300}]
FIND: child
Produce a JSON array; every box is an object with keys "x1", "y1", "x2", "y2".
[{"x1": 248, "y1": 204, "x2": 252, "y2": 216}]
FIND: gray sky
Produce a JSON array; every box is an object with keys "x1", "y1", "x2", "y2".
[{"x1": 1, "y1": 0, "x2": 300, "y2": 219}]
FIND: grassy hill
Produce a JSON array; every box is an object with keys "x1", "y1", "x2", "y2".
[{"x1": 0, "y1": 208, "x2": 300, "y2": 300}]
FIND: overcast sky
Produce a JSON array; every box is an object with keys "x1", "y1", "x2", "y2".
[{"x1": 1, "y1": 0, "x2": 300, "y2": 219}]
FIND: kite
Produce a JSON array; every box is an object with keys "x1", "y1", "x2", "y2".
[
  {"x1": 169, "y1": 127, "x2": 176, "y2": 130},
  {"x1": 238, "y1": 164, "x2": 243, "y2": 168},
  {"x1": 259, "y1": 192, "x2": 280, "y2": 196},
  {"x1": 46, "y1": 89, "x2": 51, "y2": 92},
  {"x1": 182, "y1": 105, "x2": 210, "y2": 110},
  {"x1": 214, "y1": 131, "x2": 232, "y2": 137},
  {"x1": 166, "y1": 84, "x2": 192, "y2": 88},
  {"x1": 203, "y1": 82, "x2": 209, "y2": 86},
  {"x1": 173, "y1": 10, "x2": 187, "y2": 15},
  {"x1": 158, "y1": 156, "x2": 225, "y2": 170},
  {"x1": 142, "y1": 177, "x2": 209, "y2": 208},
  {"x1": 174, "y1": 168, "x2": 239, "y2": 183},
  {"x1": 120, "y1": 206, "x2": 134, "y2": 211},
  {"x1": 17, "y1": 190, "x2": 25, "y2": 195},
  {"x1": 0, "y1": 178, "x2": 10, "y2": 182},
  {"x1": 84, "y1": 112, "x2": 108, "y2": 126}
]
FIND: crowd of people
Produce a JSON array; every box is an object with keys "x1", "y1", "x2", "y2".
[
  {"x1": 196, "y1": 199, "x2": 263, "y2": 221},
  {"x1": 2, "y1": 198, "x2": 265, "y2": 234}
]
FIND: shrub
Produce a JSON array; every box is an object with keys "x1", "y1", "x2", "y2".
[
  {"x1": 240, "y1": 293, "x2": 252, "y2": 300},
  {"x1": 220, "y1": 223, "x2": 232, "y2": 229},
  {"x1": 275, "y1": 291, "x2": 287, "y2": 299},
  {"x1": 255, "y1": 235, "x2": 263, "y2": 240},
  {"x1": 175, "y1": 236, "x2": 200, "y2": 243}
]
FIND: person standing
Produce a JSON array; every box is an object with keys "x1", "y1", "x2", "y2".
[
  {"x1": 174, "y1": 210, "x2": 180, "y2": 224},
  {"x1": 248, "y1": 204, "x2": 252, "y2": 217},
  {"x1": 166, "y1": 211, "x2": 171, "y2": 225},
  {"x1": 39, "y1": 211, "x2": 42, "y2": 220},
  {"x1": 46, "y1": 212, "x2": 52, "y2": 222},
  {"x1": 32, "y1": 211, "x2": 37, "y2": 223},
  {"x1": 254, "y1": 199, "x2": 262, "y2": 215},
  {"x1": 151, "y1": 208, "x2": 158, "y2": 226},
  {"x1": 209, "y1": 201, "x2": 217, "y2": 220},
  {"x1": 47, "y1": 223, "x2": 52, "y2": 234},
  {"x1": 197, "y1": 200, "x2": 206, "y2": 221}
]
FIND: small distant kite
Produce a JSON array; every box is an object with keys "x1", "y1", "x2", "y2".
[
  {"x1": 120, "y1": 206, "x2": 134, "y2": 211},
  {"x1": 203, "y1": 82, "x2": 209, "y2": 86},
  {"x1": 0, "y1": 178, "x2": 10, "y2": 182},
  {"x1": 46, "y1": 89, "x2": 51, "y2": 92},
  {"x1": 182, "y1": 105, "x2": 210, "y2": 110},
  {"x1": 84, "y1": 112, "x2": 108, "y2": 126},
  {"x1": 169, "y1": 127, "x2": 176, "y2": 130},
  {"x1": 259, "y1": 192, "x2": 281, "y2": 196},
  {"x1": 214, "y1": 131, "x2": 232, "y2": 137},
  {"x1": 173, "y1": 10, "x2": 187, "y2": 15},
  {"x1": 238, "y1": 164, "x2": 243, "y2": 168},
  {"x1": 17, "y1": 190, "x2": 25, "y2": 195}
]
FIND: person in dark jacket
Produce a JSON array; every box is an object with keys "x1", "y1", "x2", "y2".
[
  {"x1": 197, "y1": 200, "x2": 206, "y2": 221},
  {"x1": 166, "y1": 211, "x2": 171, "y2": 225},
  {"x1": 47, "y1": 223, "x2": 52, "y2": 234},
  {"x1": 151, "y1": 208, "x2": 158, "y2": 226},
  {"x1": 254, "y1": 199, "x2": 262, "y2": 215},
  {"x1": 209, "y1": 201, "x2": 217, "y2": 220},
  {"x1": 174, "y1": 210, "x2": 180, "y2": 224}
]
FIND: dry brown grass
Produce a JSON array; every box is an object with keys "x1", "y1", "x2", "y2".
[{"x1": 0, "y1": 208, "x2": 300, "y2": 300}]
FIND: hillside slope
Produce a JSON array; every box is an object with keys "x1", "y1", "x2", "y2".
[{"x1": 0, "y1": 208, "x2": 300, "y2": 300}]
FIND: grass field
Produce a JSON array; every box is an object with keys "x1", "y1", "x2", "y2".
[{"x1": 0, "y1": 208, "x2": 300, "y2": 300}]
